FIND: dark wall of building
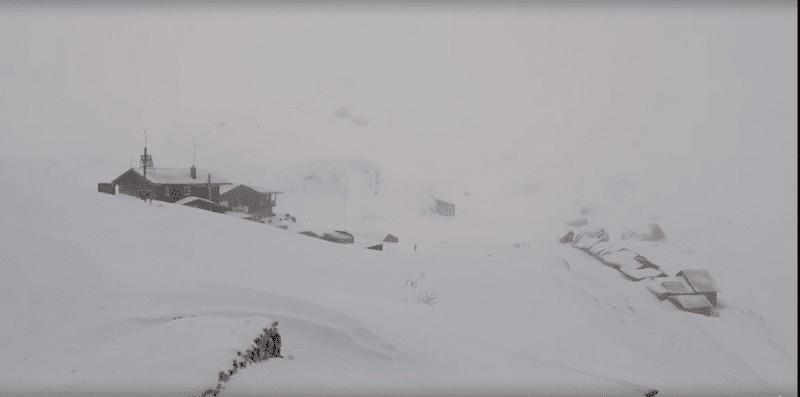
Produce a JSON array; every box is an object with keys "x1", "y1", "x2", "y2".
[
  {"x1": 220, "y1": 185, "x2": 274, "y2": 215},
  {"x1": 183, "y1": 200, "x2": 227, "y2": 213},
  {"x1": 111, "y1": 169, "x2": 223, "y2": 203},
  {"x1": 97, "y1": 183, "x2": 115, "y2": 195},
  {"x1": 435, "y1": 201, "x2": 455, "y2": 216},
  {"x1": 152, "y1": 184, "x2": 221, "y2": 203},
  {"x1": 112, "y1": 169, "x2": 154, "y2": 199}
]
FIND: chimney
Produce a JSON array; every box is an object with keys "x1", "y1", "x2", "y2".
[{"x1": 190, "y1": 165, "x2": 197, "y2": 179}]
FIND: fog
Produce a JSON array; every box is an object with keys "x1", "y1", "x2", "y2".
[
  {"x1": 1, "y1": 4, "x2": 796, "y2": 222},
  {"x1": 1, "y1": 4, "x2": 798, "y2": 395}
]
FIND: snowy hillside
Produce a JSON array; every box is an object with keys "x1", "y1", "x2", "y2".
[
  {"x1": 0, "y1": 154, "x2": 796, "y2": 396},
  {"x1": 1, "y1": 4, "x2": 796, "y2": 397}
]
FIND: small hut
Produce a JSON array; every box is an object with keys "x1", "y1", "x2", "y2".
[
  {"x1": 676, "y1": 269, "x2": 719, "y2": 306},
  {"x1": 434, "y1": 199, "x2": 455, "y2": 216},
  {"x1": 646, "y1": 269, "x2": 720, "y2": 314}
]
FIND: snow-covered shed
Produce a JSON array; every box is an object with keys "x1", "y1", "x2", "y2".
[
  {"x1": 322, "y1": 230, "x2": 354, "y2": 244},
  {"x1": 365, "y1": 243, "x2": 383, "y2": 251},
  {"x1": 299, "y1": 230, "x2": 320, "y2": 239},
  {"x1": 298, "y1": 229, "x2": 354, "y2": 244},
  {"x1": 587, "y1": 241, "x2": 615, "y2": 257},
  {"x1": 677, "y1": 269, "x2": 719, "y2": 306},
  {"x1": 573, "y1": 230, "x2": 609, "y2": 251},
  {"x1": 434, "y1": 199, "x2": 455, "y2": 216},
  {"x1": 602, "y1": 249, "x2": 666, "y2": 281},
  {"x1": 646, "y1": 269, "x2": 720, "y2": 312},
  {"x1": 668, "y1": 294, "x2": 715, "y2": 315}
]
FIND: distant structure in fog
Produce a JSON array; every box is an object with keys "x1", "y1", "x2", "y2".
[
  {"x1": 98, "y1": 141, "x2": 231, "y2": 203},
  {"x1": 106, "y1": 166, "x2": 232, "y2": 203},
  {"x1": 434, "y1": 199, "x2": 455, "y2": 216},
  {"x1": 219, "y1": 184, "x2": 283, "y2": 217}
]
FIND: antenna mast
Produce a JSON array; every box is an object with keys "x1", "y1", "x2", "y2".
[{"x1": 140, "y1": 130, "x2": 154, "y2": 178}]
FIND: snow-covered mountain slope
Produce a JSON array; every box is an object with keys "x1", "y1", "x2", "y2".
[
  {"x1": 0, "y1": 6, "x2": 796, "y2": 396},
  {"x1": 0, "y1": 159, "x2": 795, "y2": 396}
]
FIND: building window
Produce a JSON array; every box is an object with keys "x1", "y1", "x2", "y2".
[{"x1": 185, "y1": 185, "x2": 191, "y2": 195}]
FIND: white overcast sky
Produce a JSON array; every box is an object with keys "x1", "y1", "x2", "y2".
[{"x1": 0, "y1": 3, "x2": 796, "y2": 220}]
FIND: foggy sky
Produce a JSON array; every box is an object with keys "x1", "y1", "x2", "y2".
[{"x1": 0, "y1": 3, "x2": 797, "y2": 221}]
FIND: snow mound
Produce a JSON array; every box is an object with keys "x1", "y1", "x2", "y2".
[{"x1": 622, "y1": 223, "x2": 667, "y2": 242}]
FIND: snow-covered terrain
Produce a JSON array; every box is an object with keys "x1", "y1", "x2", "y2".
[
  {"x1": 0, "y1": 147, "x2": 796, "y2": 397},
  {"x1": 1, "y1": 3, "x2": 796, "y2": 397}
]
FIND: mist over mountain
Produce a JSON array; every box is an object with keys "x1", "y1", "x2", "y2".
[{"x1": 0, "y1": 4, "x2": 796, "y2": 396}]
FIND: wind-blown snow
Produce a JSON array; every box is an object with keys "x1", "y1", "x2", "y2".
[{"x1": 0, "y1": 3, "x2": 796, "y2": 396}]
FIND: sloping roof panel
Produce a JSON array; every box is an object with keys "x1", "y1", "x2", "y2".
[
  {"x1": 678, "y1": 269, "x2": 719, "y2": 293},
  {"x1": 603, "y1": 249, "x2": 642, "y2": 268},
  {"x1": 660, "y1": 279, "x2": 693, "y2": 294},
  {"x1": 620, "y1": 267, "x2": 666, "y2": 281},
  {"x1": 574, "y1": 236, "x2": 603, "y2": 250},
  {"x1": 587, "y1": 241, "x2": 613, "y2": 256},
  {"x1": 669, "y1": 294, "x2": 714, "y2": 310}
]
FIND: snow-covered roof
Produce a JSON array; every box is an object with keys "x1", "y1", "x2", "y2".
[
  {"x1": 220, "y1": 184, "x2": 284, "y2": 196},
  {"x1": 678, "y1": 269, "x2": 719, "y2": 293},
  {"x1": 134, "y1": 167, "x2": 232, "y2": 185},
  {"x1": 669, "y1": 294, "x2": 714, "y2": 310},
  {"x1": 660, "y1": 279, "x2": 694, "y2": 294},
  {"x1": 587, "y1": 241, "x2": 614, "y2": 256},
  {"x1": 574, "y1": 235, "x2": 606, "y2": 250},
  {"x1": 602, "y1": 249, "x2": 641, "y2": 268},
  {"x1": 620, "y1": 267, "x2": 665, "y2": 281}
]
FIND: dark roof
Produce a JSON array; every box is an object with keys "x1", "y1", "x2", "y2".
[{"x1": 365, "y1": 243, "x2": 383, "y2": 251}]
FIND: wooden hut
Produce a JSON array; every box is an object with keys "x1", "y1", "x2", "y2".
[
  {"x1": 109, "y1": 165, "x2": 231, "y2": 203},
  {"x1": 434, "y1": 199, "x2": 455, "y2": 216},
  {"x1": 219, "y1": 184, "x2": 282, "y2": 216}
]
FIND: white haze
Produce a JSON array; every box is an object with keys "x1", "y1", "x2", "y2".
[{"x1": 0, "y1": 3, "x2": 797, "y2": 393}]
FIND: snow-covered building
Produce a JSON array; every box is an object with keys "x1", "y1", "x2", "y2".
[
  {"x1": 602, "y1": 248, "x2": 666, "y2": 281},
  {"x1": 434, "y1": 198, "x2": 455, "y2": 216},
  {"x1": 646, "y1": 269, "x2": 720, "y2": 314},
  {"x1": 298, "y1": 229, "x2": 354, "y2": 244},
  {"x1": 105, "y1": 165, "x2": 232, "y2": 204}
]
